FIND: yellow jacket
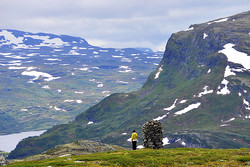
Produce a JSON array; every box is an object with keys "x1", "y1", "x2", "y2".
[{"x1": 131, "y1": 132, "x2": 138, "y2": 141}]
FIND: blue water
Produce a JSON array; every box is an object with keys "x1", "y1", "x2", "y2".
[{"x1": 0, "y1": 130, "x2": 46, "y2": 152}]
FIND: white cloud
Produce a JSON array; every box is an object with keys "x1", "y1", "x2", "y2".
[{"x1": 0, "y1": 0, "x2": 249, "y2": 51}]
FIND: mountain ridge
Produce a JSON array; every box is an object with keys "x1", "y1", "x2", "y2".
[
  {"x1": 0, "y1": 29, "x2": 162, "y2": 134},
  {"x1": 8, "y1": 11, "x2": 250, "y2": 159}
]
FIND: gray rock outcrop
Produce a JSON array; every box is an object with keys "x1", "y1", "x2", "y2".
[
  {"x1": 143, "y1": 120, "x2": 163, "y2": 149},
  {"x1": 0, "y1": 155, "x2": 9, "y2": 166}
]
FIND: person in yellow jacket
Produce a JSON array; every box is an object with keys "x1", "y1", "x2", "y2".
[{"x1": 131, "y1": 130, "x2": 138, "y2": 150}]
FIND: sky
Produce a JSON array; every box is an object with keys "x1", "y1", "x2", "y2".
[{"x1": 0, "y1": 0, "x2": 249, "y2": 51}]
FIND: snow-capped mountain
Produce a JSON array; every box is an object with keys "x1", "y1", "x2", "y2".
[{"x1": 0, "y1": 29, "x2": 162, "y2": 134}]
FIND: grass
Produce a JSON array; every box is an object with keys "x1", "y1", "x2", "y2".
[{"x1": 7, "y1": 148, "x2": 250, "y2": 167}]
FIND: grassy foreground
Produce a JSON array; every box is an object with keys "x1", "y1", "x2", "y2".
[{"x1": 7, "y1": 148, "x2": 250, "y2": 167}]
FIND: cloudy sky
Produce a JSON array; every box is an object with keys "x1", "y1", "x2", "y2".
[{"x1": 0, "y1": 0, "x2": 249, "y2": 51}]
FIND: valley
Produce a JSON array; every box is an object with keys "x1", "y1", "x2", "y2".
[{"x1": 0, "y1": 29, "x2": 163, "y2": 134}]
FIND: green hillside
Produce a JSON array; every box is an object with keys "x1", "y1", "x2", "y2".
[
  {"x1": 8, "y1": 11, "x2": 250, "y2": 159},
  {"x1": 7, "y1": 148, "x2": 250, "y2": 167}
]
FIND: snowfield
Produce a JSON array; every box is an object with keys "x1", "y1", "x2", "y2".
[
  {"x1": 174, "y1": 103, "x2": 201, "y2": 116},
  {"x1": 219, "y1": 43, "x2": 250, "y2": 69}
]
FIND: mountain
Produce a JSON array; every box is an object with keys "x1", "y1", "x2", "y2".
[
  {"x1": 8, "y1": 11, "x2": 250, "y2": 159},
  {"x1": 0, "y1": 29, "x2": 162, "y2": 134}
]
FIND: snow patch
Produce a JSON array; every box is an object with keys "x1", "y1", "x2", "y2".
[
  {"x1": 102, "y1": 91, "x2": 110, "y2": 94},
  {"x1": 97, "y1": 83, "x2": 104, "y2": 88},
  {"x1": 0, "y1": 53, "x2": 12, "y2": 56},
  {"x1": 64, "y1": 99, "x2": 83, "y2": 104},
  {"x1": 116, "y1": 80, "x2": 128, "y2": 84},
  {"x1": 119, "y1": 66, "x2": 133, "y2": 73},
  {"x1": 137, "y1": 145, "x2": 144, "y2": 149},
  {"x1": 99, "y1": 50, "x2": 109, "y2": 52},
  {"x1": 24, "y1": 34, "x2": 68, "y2": 47},
  {"x1": 4, "y1": 55, "x2": 29, "y2": 59},
  {"x1": 217, "y1": 79, "x2": 230, "y2": 95},
  {"x1": 0, "y1": 30, "x2": 24, "y2": 46},
  {"x1": 54, "y1": 106, "x2": 66, "y2": 112},
  {"x1": 91, "y1": 67, "x2": 100, "y2": 69},
  {"x1": 219, "y1": 43, "x2": 250, "y2": 69},
  {"x1": 224, "y1": 118, "x2": 235, "y2": 123},
  {"x1": 154, "y1": 65, "x2": 163, "y2": 79},
  {"x1": 112, "y1": 55, "x2": 123, "y2": 58},
  {"x1": 21, "y1": 71, "x2": 61, "y2": 82},
  {"x1": 119, "y1": 66, "x2": 129, "y2": 69},
  {"x1": 0, "y1": 61, "x2": 22, "y2": 66},
  {"x1": 224, "y1": 65, "x2": 236, "y2": 77},
  {"x1": 68, "y1": 50, "x2": 80, "y2": 55},
  {"x1": 121, "y1": 58, "x2": 132, "y2": 62},
  {"x1": 76, "y1": 100, "x2": 83, "y2": 104},
  {"x1": 45, "y1": 58, "x2": 61, "y2": 61},
  {"x1": 153, "y1": 114, "x2": 167, "y2": 121},
  {"x1": 214, "y1": 18, "x2": 228, "y2": 23},
  {"x1": 243, "y1": 99, "x2": 250, "y2": 110},
  {"x1": 197, "y1": 86, "x2": 213, "y2": 97},
  {"x1": 64, "y1": 100, "x2": 75, "y2": 102},
  {"x1": 179, "y1": 100, "x2": 187, "y2": 104},
  {"x1": 208, "y1": 18, "x2": 228, "y2": 24},
  {"x1": 163, "y1": 99, "x2": 178, "y2": 111},
  {"x1": 87, "y1": 121, "x2": 94, "y2": 125},
  {"x1": 184, "y1": 27, "x2": 194, "y2": 31},
  {"x1": 163, "y1": 137, "x2": 170, "y2": 145},
  {"x1": 42, "y1": 85, "x2": 50, "y2": 89},
  {"x1": 75, "y1": 91, "x2": 84, "y2": 94},
  {"x1": 174, "y1": 103, "x2": 201, "y2": 116},
  {"x1": 203, "y1": 33, "x2": 208, "y2": 39}
]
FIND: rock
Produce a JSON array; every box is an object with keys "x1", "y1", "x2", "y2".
[
  {"x1": 0, "y1": 155, "x2": 9, "y2": 166},
  {"x1": 143, "y1": 120, "x2": 163, "y2": 149}
]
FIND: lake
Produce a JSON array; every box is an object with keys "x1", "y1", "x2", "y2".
[{"x1": 0, "y1": 130, "x2": 46, "y2": 152}]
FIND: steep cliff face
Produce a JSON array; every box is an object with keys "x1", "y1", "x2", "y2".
[{"x1": 9, "y1": 11, "x2": 250, "y2": 159}]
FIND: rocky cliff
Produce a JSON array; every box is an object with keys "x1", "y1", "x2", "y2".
[{"x1": 8, "y1": 11, "x2": 250, "y2": 159}]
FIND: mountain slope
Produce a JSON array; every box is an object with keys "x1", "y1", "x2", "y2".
[
  {"x1": 0, "y1": 29, "x2": 162, "y2": 134},
  {"x1": 8, "y1": 11, "x2": 250, "y2": 159}
]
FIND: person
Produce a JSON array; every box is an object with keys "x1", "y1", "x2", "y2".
[{"x1": 131, "y1": 130, "x2": 138, "y2": 150}]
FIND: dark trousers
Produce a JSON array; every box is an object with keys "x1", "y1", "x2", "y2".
[{"x1": 132, "y1": 141, "x2": 137, "y2": 150}]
